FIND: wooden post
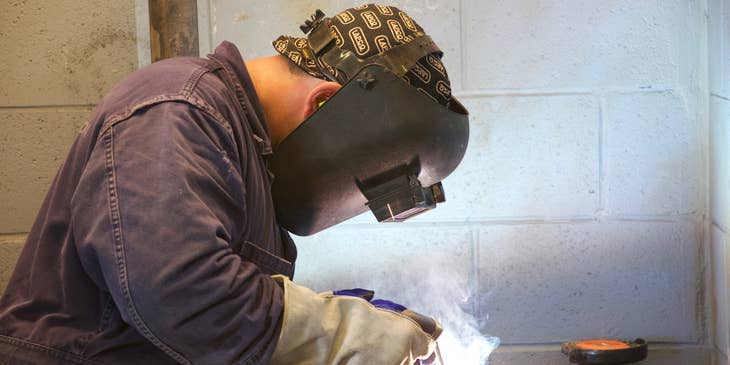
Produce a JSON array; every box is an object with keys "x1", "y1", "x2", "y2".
[{"x1": 149, "y1": 0, "x2": 199, "y2": 63}]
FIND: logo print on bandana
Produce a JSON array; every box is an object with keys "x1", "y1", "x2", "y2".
[
  {"x1": 361, "y1": 11, "x2": 381, "y2": 29},
  {"x1": 294, "y1": 38, "x2": 308, "y2": 49},
  {"x1": 399, "y1": 12, "x2": 418, "y2": 32},
  {"x1": 411, "y1": 62, "x2": 431, "y2": 83},
  {"x1": 348, "y1": 27, "x2": 370, "y2": 56},
  {"x1": 427, "y1": 55, "x2": 447, "y2": 76},
  {"x1": 436, "y1": 80, "x2": 451, "y2": 99},
  {"x1": 374, "y1": 35, "x2": 392, "y2": 53},
  {"x1": 387, "y1": 19, "x2": 411, "y2": 42},
  {"x1": 354, "y1": 4, "x2": 370, "y2": 10},
  {"x1": 274, "y1": 38, "x2": 289, "y2": 53},
  {"x1": 323, "y1": 60, "x2": 336, "y2": 74},
  {"x1": 336, "y1": 11, "x2": 355, "y2": 24},
  {"x1": 375, "y1": 4, "x2": 393, "y2": 15},
  {"x1": 329, "y1": 25, "x2": 344, "y2": 46},
  {"x1": 327, "y1": 64, "x2": 341, "y2": 81},
  {"x1": 289, "y1": 51, "x2": 302, "y2": 65}
]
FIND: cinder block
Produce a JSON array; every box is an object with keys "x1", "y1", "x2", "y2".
[
  {"x1": 0, "y1": 108, "x2": 90, "y2": 233},
  {"x1": 212, "y1": 1, "x2": 462, "y2": 90},
  {"x1": 604, "y1": 91, "x2": 702, "y2": 215},
  {"x1": 293, "y1": 224, "x2": 475, "y2": 310},
  {"x1": 709, "y1": 0, "x2": 724, "y2": 95},
  {"x1": 0, "y1": 235, "x2": 26, "y2": 295},
  {"x1": 210, "y1": 1, "x2": 342, "y2": 59},
  {"x1": 711, "y1": 96, "x2": 730, "y2": 229},
  {"x1": 712, "y1": 225, "x2": 729, "y2": 357},
  {"x1": 476, "y1": 220, "x2": 700, "y2": 344},
  {"x1": 0, "y1": 0, "x2": 137, "y2": 106},
  {"x1": 722, "y1": 0, "x2": 730, "y2": 97},
  {"x1": 401, "y1": 94, "x2": 599, "y2": 222},
  {"x1": 706, "y1": 0, "x2": 730, "y2": 98},
  {"x1": 462, "y1": 0, "x2": 685, "y2": 90}
]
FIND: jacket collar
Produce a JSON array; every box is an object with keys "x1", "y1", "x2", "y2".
[{"x1": 210, "y1": 41, "x2": 273, "y2": 156}]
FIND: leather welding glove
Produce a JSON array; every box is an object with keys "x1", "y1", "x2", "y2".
[
  {"x1": 270, "y1": 275, "x2": 437, "y2": 365},
  {"x1": 331, "y1": 291, "x2": 445, "y2": 365},
  {"x1": 332, "y1": 290, "x2": 444, "y2": 340}
]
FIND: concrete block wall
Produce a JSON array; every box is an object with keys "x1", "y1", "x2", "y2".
[
  {"x1": 205, "y1": 0, "x2": 711, "y2": 363},
  {"x1": 0, "y1": 0, "x2": 138, "y2": 292},
  {"x1": 709, "y1": 0, "x2": 730, "y2": 363}
]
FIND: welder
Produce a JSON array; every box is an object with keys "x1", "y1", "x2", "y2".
[{"x1": 0, "y1": 3, "x2": 468, "y2": 364}]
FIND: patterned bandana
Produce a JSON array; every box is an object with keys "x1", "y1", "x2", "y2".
[{"x1": 273, "y1": 3, "x2": 452, "y2": 107}]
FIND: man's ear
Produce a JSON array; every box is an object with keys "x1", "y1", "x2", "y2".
[{"x1": 302, "y1": 81, "x2": 341, "y2": 118}]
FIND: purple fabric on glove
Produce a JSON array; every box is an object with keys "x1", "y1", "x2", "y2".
[
  {"x1": 332, "y1": 289, "x2": 407, "y2": 312},
  {"x1": 370, "y1": 299, "x2": 408, "y2": 312},
  {"x1": 332, "y1": 288, "x2": 375, "y2": 301}
]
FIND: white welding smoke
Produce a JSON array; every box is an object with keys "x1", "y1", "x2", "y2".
[
  {"x1": 388, "y1": 256, "x2": 501, "y2": 365},
  {"x1": 321, "y1": 252, "x2": 501, "y2": 365},
  {"x1": 296, "y1": 229, "x2": 500, "y2": 364}
]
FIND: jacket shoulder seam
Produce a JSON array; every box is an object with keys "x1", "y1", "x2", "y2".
[{"x1": 95, "y1": 95, "x2": 235, "y2": 146}]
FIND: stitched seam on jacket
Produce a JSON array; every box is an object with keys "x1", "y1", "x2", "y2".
[
  {"x1": 185, "y1": 95, "x2": 234, "y2": 138},
  {"x1": 103, "y1": 129, "x2": 192, "y2": 365},
  {"x1": 207, "y1": 54, "x2": 270, "y2": 155},
  {"x1": 208, "y1": 55, "x2": 248, "y2": 112},
  {"x1": 0, "y1": 335, "x2": 107, "y2": 365},
  {"x1": 181, "y1": 65, "x2": 210, "y2": 98},
  {"x1": 79, "y1": 294, "x2": 116, "y2": 356},
  {"x1": 96, "y1": 95, "x2": 234, "y2": 145}
]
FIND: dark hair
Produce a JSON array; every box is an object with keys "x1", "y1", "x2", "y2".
[{"x1": 285, "y1": 57, "x2": 309, "y2": 77}]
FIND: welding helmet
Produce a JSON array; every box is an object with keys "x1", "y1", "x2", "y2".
[{"x1": 270, "y1": 4, "x2": 469, "y2": 236}]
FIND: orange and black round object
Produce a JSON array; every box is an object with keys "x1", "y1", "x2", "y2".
[{"x1": 561, "y1": 338, "x2": 648, "y2": 364}]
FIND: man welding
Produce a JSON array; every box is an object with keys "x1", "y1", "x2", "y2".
[{"x1": 0, "y1": 4, "x2": 468, "y2": 364}]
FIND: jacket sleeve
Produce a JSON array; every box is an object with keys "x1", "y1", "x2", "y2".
[{"x1": 70, "y1": 101, "x2": 283, "y2": 365}]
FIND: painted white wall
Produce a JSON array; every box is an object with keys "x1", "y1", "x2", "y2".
[
  {"x1": 202, "y1": 1, "x2": 710, "y2": 363},
  {"x1": 709, "y1": 0, "x2": 730, "y2": 362}
]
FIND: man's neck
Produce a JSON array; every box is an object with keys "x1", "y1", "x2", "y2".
[
  {"x1": 245, "y1": 56, "x2": 294, "y2": 145},
  {"x1": 244, "y1": 55, "x2": 320, "y2": 146}
]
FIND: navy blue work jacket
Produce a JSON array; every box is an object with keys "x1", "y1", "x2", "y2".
[{"x1": 0, "y1": 41, "x2": 297, "y2": 365}]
